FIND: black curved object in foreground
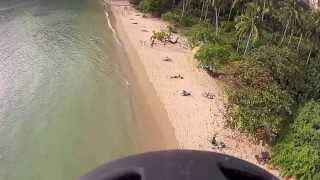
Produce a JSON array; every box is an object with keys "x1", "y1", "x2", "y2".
[{"x1": 79, "y1": 150, "x2": 278, "y2": 180}]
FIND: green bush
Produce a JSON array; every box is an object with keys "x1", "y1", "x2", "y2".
[
  {"x1": 150, "y1": 30, "x2": 171, "y2": 43},
  {"x1": 220, "y1": 21, "x2": 235, "y2": 33},
  {"x1": 232, "y1": 59, "x2": 273, "y2": 88},
  {"x1": 195, "y1": 44, "x2": 234, "y2": 72},
  {"x1": 138, "y1": 0, "x2": 144, "y2": 10},
  {"x1": 250, "y1": 46, "x2": 305, "y2": 100},
  {"x1": 228, "y1": 83, "x2": 293, "y2": 140},
  {"x1": 161, "y1": 11, "x2": 180, "y2": 24},
  {"x1": 129, "y1": 0, "x2": 143, "y2": 5},
  {"x1": 179, "y1": 16, "x2": 198, "y2": 27},
  {"x1": 272, "y1": 101, "x2": 320, "y2": 179},
  {"x1": 142, "y1": 0, "x2": 171, "y2": 16},
  {"x1": 226, "y1": 58, "x2": 294, "y2": 141},
  {"x1": 186, "y1": 24, "x2": 218, "y2": 47},
  {"x1": 303, "y1": 58, "x2": 320, "y2": 101}
]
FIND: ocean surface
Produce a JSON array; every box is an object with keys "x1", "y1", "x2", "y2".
[{"x1": 0, "y1": 0, "x2": 142, "y2": 179}]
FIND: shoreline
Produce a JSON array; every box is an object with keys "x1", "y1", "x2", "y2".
[
  {"x1": 105, "y1": 2, "x2": 178, "y2": 151},
  {"x1": 105, "y1": 0, "x2": 278, "y2": 176}
]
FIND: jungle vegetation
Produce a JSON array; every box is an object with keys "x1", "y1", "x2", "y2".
[{"x1": 130, "y1": 0, "x2": 320, "y2": 178}]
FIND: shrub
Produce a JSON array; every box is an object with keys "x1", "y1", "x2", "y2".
[
  {"x1": 228, "y1": 83, "x2": 293, "y2": 140},
  {"x1": 142, "y1": 0, "x2": 171, "y2": 16},
  {"x1": 250, "y1": 46, "x2": 305, "y2": 100},
  {"x1": 272, "y1": 101, "x2": 320, "y2": 179},
  {"x1": 186, "y1": 23, "x2": 218, "y2": 47},
  {"x1": 129, "y1": 0, "x2": 143, "y2": 5},
  {"x1": 303, "y1": 57, "x2": 320, "y2": 100},
  {"x1": 232, "y1": 59, "x2": 274, "y2": 88},
  {"x1": 195, "y1": 44, "x2": 234, "y2": 72},
  {"x1": 161, "y1": 11, "x2": 180, "y2": 24},
  {"x1": 150, "y1": 30, "x2": 171, "y2": 43},
  {"x1": 138, "y1": 0, "x2": 144, "y2": 10},
  {"x1": 220, "y1": 21, "x2": 235, "y2": 33},
  {"x1": 225, "y1": 59, "x2": 295, "y2": 140},
  {"x1": 179, "y1": 16, "x2": 198, "y2": 27}
]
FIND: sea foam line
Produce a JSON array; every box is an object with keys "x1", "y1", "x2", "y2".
[{"x1": 105, "y1": 10, "x2": 122, "y2": 47}]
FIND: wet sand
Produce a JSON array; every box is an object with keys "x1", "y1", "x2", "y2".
[{"x1": 105, "y1": 1, "x2": 178, "y2": 151}]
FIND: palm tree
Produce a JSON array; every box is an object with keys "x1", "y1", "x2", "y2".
[
  {"x1": 235, "y1": 2, "x2": 261, "y2": 55},
  {"x1": 180, "y1": 0, "x2": 192, "y2": 21},
  {"x1": 228, "y1": 0, "x2": 274, "y2": 21},
  {"x1": 304, "y1": 12, "x2": 320, "y2": 64},
  {"x1": 208, "y1": 0, "x2": 228, "y2": 36},
  {"x1": 275, "y1": 0, "x2": 301, "y2": 46}
]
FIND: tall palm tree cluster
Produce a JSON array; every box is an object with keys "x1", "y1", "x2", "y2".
[{"x1": 176, "y1": 0, "x2": 320, "y2": 58}]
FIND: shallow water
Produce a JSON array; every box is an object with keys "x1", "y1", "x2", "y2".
[{"x1": 0, "y1": 0, "x2": 141, "y2": 179}]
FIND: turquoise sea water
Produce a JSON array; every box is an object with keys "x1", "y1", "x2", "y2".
[{"x1": 0, "y1": 0, "x2": 141, "y2": 179}]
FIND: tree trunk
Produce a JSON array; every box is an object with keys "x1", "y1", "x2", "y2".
[
  {"x1": 280, "y1": 20, "x2": 289, "y2": 45},
  {"x1": 307, "y1": 48, "x2": 312, "y2": 64},
  {"x1": 244, "y1": 28, "x2": 253, "y2": 55},
  {"x1": 262, "y1": 0, "x2": 266, "y2": 22},
  {"x1": 180, "y1": 0, "x2": 190, "y2": 21},
  {"x1": 297, "y1": 33, "x2": 303, "y2": 50},
  {"x1": 181, "y1": 0, "x2": 186, "y2": 21},
  {"x1": 187, "y1": 0, "x2": 192, "y2": 10},
  {"x1": 228, "y1": 8, "x2": 233, "y2": 21},
  {"x1": 200, "y1": 0, "x2": 206, "y2": 21},
  {"x1": 204, "y1": 0, "x2": 209, "y2": 21},
  {"x1": 228, "y1": 0, "x2": 234, "y2": 21},
  {"x1": 237, "y1": 34, "x2": 242, "y2": 53},
  {"x1": 288, "y1": 30, "x2": 293, "y2": 46},
  {"x1": 215, "y1": 7, "x2": 219, "y2": 36}
]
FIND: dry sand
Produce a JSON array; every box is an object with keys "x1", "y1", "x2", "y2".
[{"x1": 105, "y1": 0, "x2": 278, "y2": 176}]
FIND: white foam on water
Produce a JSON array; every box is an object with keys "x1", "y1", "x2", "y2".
[{"x1": 105, "y1": 11, "x2": 122, "y2": 47}]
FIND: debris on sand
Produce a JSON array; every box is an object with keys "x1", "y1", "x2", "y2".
[
  {"x1": 211, "y1": 135, "x2": 217, "y2": 146},
  {"x1": 170, "y1": 74, "x2": 184, "y2": 79},
  {"x1": 163, "y1": 56, "x2": 172, "y2": 62},
  {"x1": 217, "y1": 142, "x2": 226, "y2": 149},
  {"x1": 180, "y1": 90, "x2": 191, "y2": 96},
  {"x1": 255, "y1": 151, "x2": 271, "y2": 165},
  {"x1": 202, "y1": 92, "x2": 215, "y2": 99},
  {"x1": 211, "y1": 134, "x2": 226, "y2": 150}
]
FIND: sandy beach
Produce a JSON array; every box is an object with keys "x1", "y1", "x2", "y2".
[{"x1": 105, "y1": 0, "x2": 278, "y2": 175}]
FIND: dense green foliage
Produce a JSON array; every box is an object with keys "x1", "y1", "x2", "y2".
[
  {"x1": 150, "y1": 30, "x2": 171, "y2": 43},
  {"x1": 161, "y1": 11, "x2": 196, "y2": 26},
  {"x1": 161, "y1": 11, "x2": 180, "y2": 24},
  {"x1": 227, "y1": 57, "x2": 294, "y2": 140},
  {"x1": 131, "y1": 0, "x2": 320, "y2": 178},
  {"x1": 185, "y1": 24, "x2": 218, "y2": 47},
  {"x1": 228, "y1": 83, "x2": 293, "y2": 140},
  {"x1": 195, "y1": 44, "x2": 234, "y2": 72},
  {"x1": 272, "y1": 101, "x2": 320, "y2": 179},
  {"x1": 132, "y1": 0, "x2": 171, "y2": 15}
]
